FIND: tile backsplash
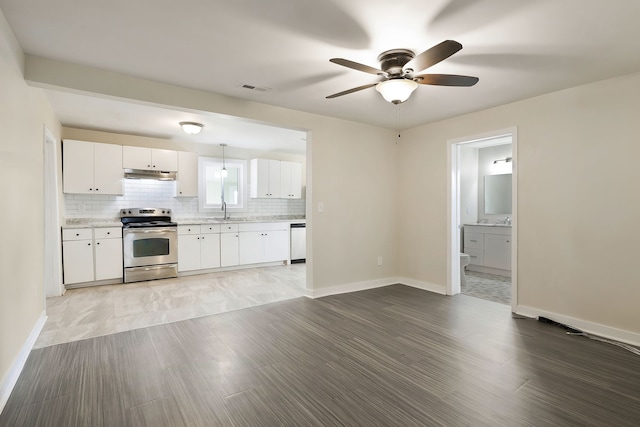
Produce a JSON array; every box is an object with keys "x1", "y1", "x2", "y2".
[{"x1": 64, "y1": 179, "x2": 305, "y2": 219}]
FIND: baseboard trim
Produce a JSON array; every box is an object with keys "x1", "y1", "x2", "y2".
[
  {"x1": 305, "y1": 277, "x2": 402, "y2": 299},
  {"x1": 0, "y1": 310, "x2": 47, "y2": 414},
  {"x1": 515, "y1": 305, "x2": 640, "y2": 348},
  {"x1": 397, "y1": 277, "x2": 447, "y2": 295},
  {"x1": 304, "y1": 277, "x2": 446, "y2": 299}
]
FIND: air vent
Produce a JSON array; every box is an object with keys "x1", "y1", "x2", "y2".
[{"x1": 240, "y1": 84, "x2": 271, "y2": 92}]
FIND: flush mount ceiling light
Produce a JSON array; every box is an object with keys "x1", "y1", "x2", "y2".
[
  {"x1": 179, "y1": 121, "x2": 203, "y2": 135},
  {"x1": 375, "y1": 78, "x2": 419, "y2": 104}
]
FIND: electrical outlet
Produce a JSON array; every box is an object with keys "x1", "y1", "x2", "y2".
[
  {"x1": 318, "y1": 202, "x2": 324, "y2": 213},
  {"x1": 377, "y1": 256, "x2": 383, "y2": 266}
]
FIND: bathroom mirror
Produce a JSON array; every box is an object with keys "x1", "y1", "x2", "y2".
[{"x1": 484, "y1": 173, "x2": 512, "y2": 214}]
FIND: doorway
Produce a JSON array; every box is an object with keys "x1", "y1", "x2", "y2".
[{"x1": 447, "y1": 128, "x2": 517, "y2": 311}]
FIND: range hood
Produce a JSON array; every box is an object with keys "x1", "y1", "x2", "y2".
[{"x1": 124, "y1": 169, "x2": 176, "y2": 181}]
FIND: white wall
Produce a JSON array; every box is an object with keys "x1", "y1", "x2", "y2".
[
  {"x1": 0, "y1": 11, "x2": 61, "y2": 405},
  {"x1": 458, "y1": 146, "x2": 478, "y2": 225},
  {"x1": 399, "y1": 71, "x2": 640, "y2": 337}
]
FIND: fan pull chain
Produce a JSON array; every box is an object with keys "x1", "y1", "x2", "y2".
[{"x1": 396, "y1": 103, "x2": 401, "y2": 144}]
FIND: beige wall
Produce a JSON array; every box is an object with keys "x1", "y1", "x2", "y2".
[
  {"x1": 399, "y1": 72, "x2": 640, "y2": 334},
  {"x1": 0, "y1": 12, "x2": 61, "y2": 392}
]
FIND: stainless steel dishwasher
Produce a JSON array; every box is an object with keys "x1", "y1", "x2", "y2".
[{"x1": 290, "y1": 223, "x2": 306, "y2": 263}]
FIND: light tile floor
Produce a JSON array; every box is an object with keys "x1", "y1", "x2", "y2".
[{"x1": 36, "y1": 264, "x2": 306, "y2": 349}]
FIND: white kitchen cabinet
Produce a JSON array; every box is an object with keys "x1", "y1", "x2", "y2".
[
  {"x1": 250, "y1": 158, "x2": 281, "y2": 198},
  {"x1": 63, "y1": 140, "x2": 123, "y2": 195},
  {"x1": 176, "y1": 151, "x2": 198, "y2": 197},
  {"x1": 123, "y1": 146, "x2": 178, "y2": 171},
  {"x1": 94, "y1": 229, "x2": 123, "y2": 281},
  {"x1": 238, "y1": 223, "x2": 289, "y2": 265},
  {"x1": 280, "y1": 161, "x2": 302, "y2": 199},
  {"x1": 463, "y1": 225, "x2": 511, "y2": 275},
  {"x1": 62, "y1": 238, "x2": 95, "y2": 284},
  {"x1": 62, "y1": 227, "x2": 123, "y2": 285},
  {"x1": 178, "y1": 224, "x2": 221, "y2": 272},
  {"x1": 220, "y1": 226, "x2": 239, "y2": 267}
]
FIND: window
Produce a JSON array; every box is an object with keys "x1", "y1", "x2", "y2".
[{"x1": 198, "y1": 157, "x2": 246, "y2": 212}]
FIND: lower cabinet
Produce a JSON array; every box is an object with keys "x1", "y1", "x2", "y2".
[
  {"x1": 463, "y1": 225, "x2": 511, "y2": 272},
  {"x1": 239, "y1": 223, "x2": 289, "y2": 265},
  {"x1": 62, "y1": 227, "x2": 122, "y2": 285},
  {"x1": 220, "y1": 224, "x2": 240, "y2": 267},
  {"x1": 178, "y1": 224, "x2": 221, "y2": 272}
]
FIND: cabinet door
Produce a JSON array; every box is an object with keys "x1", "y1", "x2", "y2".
[
  {"x1": 220, "y1": 233, "x2": 239, "y2": 267},
  {"x1": 95, "y1": 238, "x2": 123, "y2": 280},
  {"x1": 267, "y1": 160, "x2": 281, "y2": 198},
  {"x1": 264, "y1": 230, "x2": 289, "y2": 262},
  {"x1": 151, "y1": 149, "x2": 178, "y2": 171},
  {"x1": 176, "y1": 151, "x2": 198, "y2": 197},
  {"x1": 63, "y1": 140, "x2": 94, "y2": 194},
  {"x1": 93, "y1": 143, "x2": 123, "y2": 195},
  {"x1": 178, "y1": 234, "x2": 201, "y2": 272},
  {"x1": 484, "y1": 234, "x2": 511, "y2": 270},
  {"x1": 122, "y1": 146, "x2": 152, "y2": 170},
  {"x1": 239, "y1": 231, "x2": 263, "y2": 265},
  {"x1": 251, "y1": 158, "x2": 270, "y2": 198},
  {"x1": 63, "y1": 240, "x2": 95, "y2": 284},
  {"x1": 280, "y1": 161, "x2": 302, "y2": 199},
  {"x1": 200, "y1": 233, "x2": 221, "y2": 269}
]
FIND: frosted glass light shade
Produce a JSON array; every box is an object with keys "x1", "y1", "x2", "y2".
[
  {"x1": 179, "y1": 122, "x2": 203, "y2": 135},
  {"x1": 375, "y1": 79, "x2": 418, "y2": 104}
]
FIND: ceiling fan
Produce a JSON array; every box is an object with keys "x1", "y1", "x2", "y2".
[{"x1": 326, "y1": 40, "x2": 478, "y2": 104}]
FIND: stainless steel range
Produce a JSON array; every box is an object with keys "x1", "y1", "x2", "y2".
[{"x1": 121, "y1": 208, "x2": 178, "y2": 283}]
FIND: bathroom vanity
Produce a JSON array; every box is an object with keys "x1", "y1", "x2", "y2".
[{"x1": 463, "y1": 224, "x2": 512, "y2": 276}]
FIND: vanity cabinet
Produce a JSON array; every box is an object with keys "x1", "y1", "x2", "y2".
[
  {"x1": 176, "y1": 151, "x2": 198, "y2": 197},
  {"x1": 62, "y1": 227, "x2": 123, "y2": 285},
  {"x1": 123, "y1": 146, "x2": 178, "y2": 171},
  {"x1": 464, "y1": 225, "x2": 511, "y2": 274},
  {"x1": 63, "y1": 140, "x2": 123, "y2": 195}
]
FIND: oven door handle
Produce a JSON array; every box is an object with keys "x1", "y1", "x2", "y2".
[{"x1": 125, "y1": 227, "x2": 176, "y2": 234}]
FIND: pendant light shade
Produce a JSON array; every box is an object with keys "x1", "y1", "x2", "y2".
[
  {"x1": 220, "y1": 143, "x2": 228, "y2": 177},
  {"x1": 375, "y1": 79, "x2": 418, "y2": 104}
]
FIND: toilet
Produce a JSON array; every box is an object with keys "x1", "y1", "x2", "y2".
[{"x1": 460, "y1": 253, "x2": 471, "y2": 286}]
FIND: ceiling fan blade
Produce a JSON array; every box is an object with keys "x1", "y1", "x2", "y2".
[
  {"x1": 326, "y1": 82, "x2": 378, "y2": 99},
  {"x1": 404, "y1": 40, "x2": 463, "y2": 73},
  {"x1": 414, "y1": 74, "x2": 479, "y2": 87},
  {"x1": 330, "y1": 58, "x2": 384, "y2": 75}
]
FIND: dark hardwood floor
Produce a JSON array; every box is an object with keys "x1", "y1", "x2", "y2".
[{"x1": 2, "y1": 285, "x2": 640, "y2": 426}]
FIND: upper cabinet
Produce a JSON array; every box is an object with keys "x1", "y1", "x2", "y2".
[
  {"x1": 122, "y1": 146, "x2": 178, "y2": 171},
  {"x1": 176, "y1": 151, "x2": 198, "y2": 197},
  {"x1": 250, "y1": 158, "x2": 301, "y2": 199},
  {"x1": 280, "y1": 161, "x2": 302, "y2": 199},
  {"x1": 63, "y1": 140, "x2": 123, "y2": 195},
  {"x1": 250, "y1": 158, "x2": 281, "y2": 198}
]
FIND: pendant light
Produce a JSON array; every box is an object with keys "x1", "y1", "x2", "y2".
[{"x1": 220, "y1": 143, "x2": 228, "y2": 177}]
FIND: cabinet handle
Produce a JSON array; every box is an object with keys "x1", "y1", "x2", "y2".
[
  {"x1": 89, "y1": 188, "x2": 93, "y2": 191},
  {"x1": 470, "y1": 239, "x2": 477, "y2": 242},
  {"x1": 76, "y1": 233, "x2": 80, "y2": 236},
  {"x1": 147, "y1": 164, "x2": 151, "y2": 168},
  {"x1": 95, "y1": 188, "x2": 99, "y2": 191},
  {"x1": 507, "y1": 240, "x2": 510, "y2": 243},
  {"x1": 106, "y1": 232, "x2": 110, "y2": 235},
  {"x1": 96, "y1": 242, "x2": 100, "y2": 245},
  {"x1": 87, "y1": 243, "x2": 91, "y2": 246}
]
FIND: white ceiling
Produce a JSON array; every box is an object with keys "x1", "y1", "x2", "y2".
[{"x1": 2, "y1": 0, "x2": 640, "y2": 151}]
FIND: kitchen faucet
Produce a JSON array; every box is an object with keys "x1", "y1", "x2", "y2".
[
  {"x1": 504, "y1": 216, "x2": 511, "y2": 225},
  {"x1": 221, "y1": 200, "x2": 229, "y2": 220}
]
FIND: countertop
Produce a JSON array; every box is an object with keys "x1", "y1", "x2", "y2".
[{"x1": 62, "y1": 216, "x2": 306, "y2": 229}]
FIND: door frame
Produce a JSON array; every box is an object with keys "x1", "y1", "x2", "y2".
[
  {"x1": 446, "y1": 127, "x2": 518, "y2": 312},
  {"x1": 44, "y1": 126, "x2": 64, "y2": 297}
]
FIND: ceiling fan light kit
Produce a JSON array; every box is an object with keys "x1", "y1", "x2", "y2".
[
  {"x1": 376, "y1": 79, "x2": 418, "y2": 104},
  {"x1": 327, "y1": 40, "x2": 478, "y2": 104}
]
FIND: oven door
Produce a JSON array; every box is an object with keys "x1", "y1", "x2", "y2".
[{"x1": 123, "y1": 227, "x2": 178, "y2": 268}]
